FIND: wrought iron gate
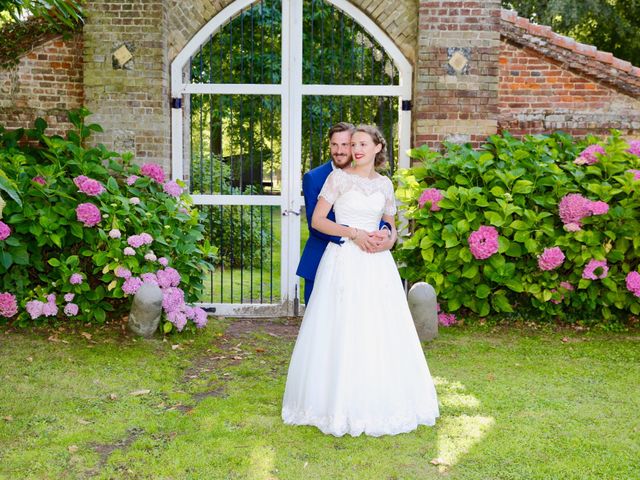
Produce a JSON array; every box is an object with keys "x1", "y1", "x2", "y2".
[{"x1": 171, "y1": 0, "x2": 412, "y2": 316}]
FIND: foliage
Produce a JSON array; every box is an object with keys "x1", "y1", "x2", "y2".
[
  {"x1": 0, "y1": 108, "x2": 217, "y2": 331},
  {"x1": 395, "y1": 131, "x2": 640, "y2": 324},
  {"x1": 503, "y1": 0, "x2": 640, "y2": 66},
  {"x1": 0, "y1": 0, "x2": 83, "y2": 68}
]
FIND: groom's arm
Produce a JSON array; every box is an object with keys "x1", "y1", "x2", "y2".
[{"x1": 303, "y1": 173, "x2": 342, "y2": 244}]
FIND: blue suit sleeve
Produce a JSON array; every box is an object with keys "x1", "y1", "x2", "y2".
[{"x1": 303, "y1": 172, "x2": 343, "y2": 245}]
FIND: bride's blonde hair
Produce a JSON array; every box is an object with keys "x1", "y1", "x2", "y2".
[{"x1": 354, "y1": 124, "x2": 387, "y2": 168}]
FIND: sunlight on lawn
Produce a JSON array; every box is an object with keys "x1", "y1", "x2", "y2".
[
  {"x1": 248, "y1": 444, "x2": 277, "y2": 480},
  {"x1": 433, "y1": 376, "x2": 495, "y2": 472}
]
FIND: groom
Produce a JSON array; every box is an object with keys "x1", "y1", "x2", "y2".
[{"x1": 297, "y1": 122, "x2": 394, "y2": 304}]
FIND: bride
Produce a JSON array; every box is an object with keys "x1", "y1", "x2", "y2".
[{"x1": 282, "y1": 124, "x2": 439, "y2": 437}]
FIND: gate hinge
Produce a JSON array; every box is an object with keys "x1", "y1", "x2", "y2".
[
  {"x1": 401, "y1": 100, "x2": 412, "y2": 111},
  {"x1": 171, "y1": 97, "x2": 182, "y2": 109}
]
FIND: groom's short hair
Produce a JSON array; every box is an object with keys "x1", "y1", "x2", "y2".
[{"x1": 328, "y1": 122, "x2": 355, "y2": 140}]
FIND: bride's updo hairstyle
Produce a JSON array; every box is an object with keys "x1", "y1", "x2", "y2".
[{"x1": 354, "y1": 124, "x2": 387, "y2": 168}]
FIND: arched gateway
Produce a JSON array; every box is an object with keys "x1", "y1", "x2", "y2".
[{"x1": 171, "y1": 0, "x2": 412, "y2": 316}]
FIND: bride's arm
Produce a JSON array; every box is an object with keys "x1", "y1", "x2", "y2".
[{"x1": 311, "y1": 197, "x2": 364, "y2": 243}]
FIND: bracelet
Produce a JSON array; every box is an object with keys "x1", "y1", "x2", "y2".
[{"x1": 350, "y1": 227, "x2": 358, "y2": 241}]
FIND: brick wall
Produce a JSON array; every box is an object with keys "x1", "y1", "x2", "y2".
[
  {"x1": 498, "y1": 11, "x2": 640, "y2": 137},
  {"x1": 83, "y1": 0, "x2": 170, "y2": 168},
  {"x1": 0, "y1": 34, "x2": 83, "y2": 135},
  {"x1": 499, "y1": 42, "x2": 640, "y2": 136},
  {"x1": 415, "y1": 1, "x2": 502, "y2": 148}
]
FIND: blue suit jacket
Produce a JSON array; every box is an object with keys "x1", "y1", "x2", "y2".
[{"x1": 296, "y1": 161, "x2": 342, "y2": 280}]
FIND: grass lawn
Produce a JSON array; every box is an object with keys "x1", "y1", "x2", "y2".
[{"x1": 0, "y1": 319, "x2": 638, "y2": 479}]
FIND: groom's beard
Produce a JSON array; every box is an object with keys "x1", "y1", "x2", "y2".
[{"x1": 332, "y1": 155, "x2": 350, "y2": 169}]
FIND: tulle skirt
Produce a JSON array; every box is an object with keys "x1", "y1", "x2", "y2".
[{"x1": 282, "y1": 241, "x2": 439, "y2": 437}]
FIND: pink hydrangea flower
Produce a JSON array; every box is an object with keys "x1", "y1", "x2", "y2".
[
  {"x1": 123, "y1": 247, "x2": 136, "y2": 256},
  {"x1": 626, "y1": 271, "x2": 640, "y2": 297},
  {"x1": 122, "y1": 277, "x2": 143, "y2": 295},
  {"x1": 418, "y1": 188, "x2": 444, "y2": 211},
  {"x1": 167, "y1": 309, "x2": 188, "y2": 331},
  {"x1": 188, "y1": 306, "x2": 208, "y2": 328},
  {"x1": 582, "y1": 259, "x2": 609, "y2": 280},
  {"x1": 139, "y1": 233, "x2": 153, "y2": 245},
  {"x1": 42, "y1": 298, "x2": 58, "y2": 317},
  {"x1": 130, "y1": 197, "x2": 140, "y2": 205},
  {"x1": 32, "y1": 176, "x2": 46, "y2": 185},
  {"x1": 558, "y1": 194, "x2": 591, "y2": 230},
  {"x1": 157, "y1": 267, "x2": 181, "y2": 289},
  {"x1": 141, "y1": 273, "x2": 158, "y2": 285},
  {"x1": 588, "y1": 201, "x2": 609, "y2": 215},
  {"x1": 127, "y1": 235, "x2": 145, "y2": 248},
  {"x1": 126, "y1": 175, "x2": 139, "y2": 186},
  {"x1": 115, "y1": 266, "x2": 132, "y2": 279},
  {"x1": 163, "y1": 181, "x2": 183, "y2": 198},
  {"x1": 144, "y1": 252, "x2": 157, "y2": 262},
  {"x1": 0, "y1": 292, "x2": 18, "y2": 318},
  {"x1": 574, "y1": 144, "x2": 605, "y2": 165},
  {"x1": 162, "y1": 287, "x2": 185, "y2": 313},
  {"x1": 74, "y1": 176, "x2": 105, "y2": 196},
  {"x1": 538, "y1": 247, "x2": 565, "y2": 271},
  {"x1": 468, "y1": 226, "x2": 499, "y2": 260},
  {"x1": 69, "y1": 273, "x2": 83, "y2": 285},
  {"x1": 64, "y1": 303, "x2": 79, "y2": 316},
  {"x1": 438, "y1": 312, "x2": 457, "y2": 327},
  {"x1": 0, "y1": 221, "x2": 10, "y2": 241},
  {"x1": 627, "y1": 169, "x2": 640, "y2": 181},
  {"x1": 76, "y1": 203, "x2": 101, "y2": 227},
  {"x1": 158, "y1": 257, "x2": 169, "y2": 267},
  {"x1": 627, "y1": 140, "x2": 640, "y2": 157},
  {"x1": 141, "y1": 163, "x2": 165, "y2": 183},
  {"x1": 26, "y1": 300, "x2": 44, "y2": 319},
  {"x1": 559, "y1": 281, "x2": 574, "y2": 291},
  {"x1": 109, "y1": 229, "x2": 122, "y2": 239},
  {"x1": 64, "y1": 293, "x2": 75, "y2": 302}
]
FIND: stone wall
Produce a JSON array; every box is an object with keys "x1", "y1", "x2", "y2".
[{"x1": 0, "y1": 34, "x2": 83, "y2": 135}]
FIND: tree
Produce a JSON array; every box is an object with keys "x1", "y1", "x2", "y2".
[
  {"x1": 0, "y1": 0, "x2": 83, "y2": 30},
  {"x1": 503, "y1": 0, "x2": 640, "y2": 66}
]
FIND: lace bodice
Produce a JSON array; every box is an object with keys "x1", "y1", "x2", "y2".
[{"x1": 319, "y1": 169, "x2": 397, "y2": 231}]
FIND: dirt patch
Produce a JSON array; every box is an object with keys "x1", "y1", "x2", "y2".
[
  {"x1": 223, "y1": 317, "x2": 300, "y2": 339},
  {"x1": 178, "y1": 317, "x2": 299, "y2": 408},
  {"x1": 85, "y1": 427, "x2": 144, "y2": 477}
]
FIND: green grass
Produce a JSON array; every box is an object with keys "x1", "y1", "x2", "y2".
[{"x1": 1, "y1": 321, "x2": 638, "y2": 479}]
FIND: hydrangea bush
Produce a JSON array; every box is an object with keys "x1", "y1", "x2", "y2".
[
  {"x1": 395, "y1": 131, "x2": 640, "y2": 324},
  {"x1": 0, "y1": 109, "x2": 217, "y2": 332}
]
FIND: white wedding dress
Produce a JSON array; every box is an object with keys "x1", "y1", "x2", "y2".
[{"x1": 282, "y1": 169, "x2": 439, "y2": 437}]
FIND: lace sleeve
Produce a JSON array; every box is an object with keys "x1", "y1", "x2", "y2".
[
  {"x1": 383, "y1": 177, "x2": 397, "y2": 216},
  {"x1": 318, "y1": 170, "x2": 341, "y2": 205}
]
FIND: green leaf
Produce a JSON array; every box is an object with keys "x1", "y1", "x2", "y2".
[
  {"x1": 48, "y1": 258, "x2": 62, "y2": 267},
  {"x1": 462, "y1": 263, "x2": 478, "y2": 279},
  {"x1": 512, "y1": 180, "x2": 534, "y2": 194},
  {"x1": 492, "y1": 294, "x2": 513, "y2": 313},
  {"x1": 163, "y1": 321, "x2": 173, "y2": 333},
  {"x1": 476, "y1": 284, "x2": 491, "y2": 299},
  {"x1": 0, "y1": 251, "x2": 13, "y2": 269},
  {"x1": 484, "y1": 211, "x2": 504, "y2": 227}
]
